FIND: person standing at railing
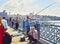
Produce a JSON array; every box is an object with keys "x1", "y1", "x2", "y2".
[
  {"x1": 8, "y1": 17, "x2": 12, "y2": 27},
  {"x1": 2, "y1": 17, "x2": 8, "y2": 31},
  {"x1": 11, "y1": 18, "x2": 14, "y2": 28},
  {"x1": 25, "y1": 16, "x2": 31, "y2": 37},
  {"x1": 35, "y1": 21, "x2": 40, "y2": 40},
  {"x1": 23, "y1": 19, "x2": 25, "y2": 31},
  {"x1": 15, "y1": 17, "x2": 19, "y2": 30}
]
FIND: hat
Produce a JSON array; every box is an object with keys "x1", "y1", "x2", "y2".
[{"x1": 30, "y1": 26, "x2": 35, "y2": 29}]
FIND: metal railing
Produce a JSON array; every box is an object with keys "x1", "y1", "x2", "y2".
[
  {"x1": 40, "y1": 24, "x2": 60, "y2": 44},
  {"x1": 9, "y1": 18, "x2": 60, "y2": 44}
]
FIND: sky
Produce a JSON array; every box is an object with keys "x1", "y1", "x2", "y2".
[{"x1": 0, "y1": 0, "x2": 60, "y2": 16}]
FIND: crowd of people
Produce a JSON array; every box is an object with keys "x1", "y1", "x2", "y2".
[
  {"x1": 8, "y1": 17, "x2": 20, "y2": 31},
  {"x1": 0, "y1": 16, "x2": 41, "y2": 44},
  {"x1": 25, "y1": 16, "x2": 41, "y2": 44}
]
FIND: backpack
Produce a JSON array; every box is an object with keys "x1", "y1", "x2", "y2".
[
  {"x1": 20, "y1": 37, "x2": 25, "y2": 42},
  {"x1": 3, "y1": 32, "x2": 12, "y2": 44}
]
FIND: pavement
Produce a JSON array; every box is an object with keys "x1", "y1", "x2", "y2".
[
  {"x1": 7, "y1": 26, "x2": 49, "y2": 44},
  {"x1": 7, "y1": 27, "x2": 28, "y2": 44}
]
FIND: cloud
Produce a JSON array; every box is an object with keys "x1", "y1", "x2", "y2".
[
  {"x1": 39, "y1": 7, "x2": 60, "y2": 16},
  {"x1": 23, "y1": 0, "x2": 34, "y2": 4},
  {"x1": 0, "y1": 0, "x2": 38, "y2": 15},
  {"x1": 53, "y1": 0, "x2": 60, "y2": 2},
  {"x1": 0, "y1": 0, "x2": 60, "y2": 16}
]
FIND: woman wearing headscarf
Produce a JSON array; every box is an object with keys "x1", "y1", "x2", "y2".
[
  {"x1": 28, "y1": 26, "x2": 38, "y2": 43},
  {"x1": 0, "y1": 17, "x2": 5, "y2": 44}
]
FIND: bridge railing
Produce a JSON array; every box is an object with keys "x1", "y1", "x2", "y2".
[{"x1": 40, "y1": 24, "x2": 60, "y2": 44}]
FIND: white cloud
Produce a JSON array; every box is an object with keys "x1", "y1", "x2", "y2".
[
  {"x1": 0, "y1": 0, "x2": 38, "y2": 15},
  {"x1": 0, "y1": 0, "x2": 60, "y2": 16},
  {"x1": 23, "y1": 0, "x2": 34, "y2": 4},
  {"x1": 39, "y1": 7, "x2": 60, "y2": 16},
  {"x1": 53, "y1": 0, "x2": 60, "y2": 2}
]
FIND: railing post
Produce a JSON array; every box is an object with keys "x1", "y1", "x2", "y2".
[{"x1": 54, "y1": 26, "x2": 57, "y2": 44}]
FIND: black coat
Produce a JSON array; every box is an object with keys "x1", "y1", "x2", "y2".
[{"x1": 3, "y1": 32, "x2": 12, "y2": 44}]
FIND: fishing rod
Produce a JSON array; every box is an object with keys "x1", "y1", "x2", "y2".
[{"x1": 35, "y1": 2, "x2": 56, "y2": 15}]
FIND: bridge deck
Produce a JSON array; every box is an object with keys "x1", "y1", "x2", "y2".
[{"x1": 7, "y1": 27, "x2": 49, "y2": 44}]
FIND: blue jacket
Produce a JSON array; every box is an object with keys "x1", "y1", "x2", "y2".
[{"x1": 25, "y1": 20, "x2": 30, "y2": 27}]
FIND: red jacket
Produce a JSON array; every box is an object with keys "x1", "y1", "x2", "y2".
[{"x1": 0, "y1": 24, "x2": 5, "y2": 44}]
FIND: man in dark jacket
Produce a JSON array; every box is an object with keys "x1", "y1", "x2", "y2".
[{"x1": 3, "y1": 32, "x2": 12, "y2": 44}]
